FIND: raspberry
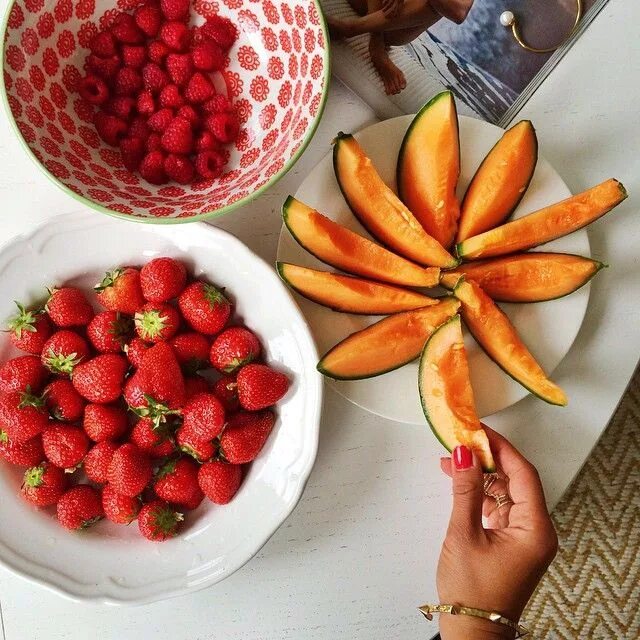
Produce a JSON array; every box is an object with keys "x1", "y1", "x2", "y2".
[
  {"x1": 191, "y1": 40, "x2": 224, "y2": 72},
  {"x1": 202, "y1": 93, "x2": 232, "y2": 114},
  {"x1": 161, "y1": 117, "x2": 193, "y2": 154},
  {"x1": 195, "y1": 130, "x2": 219, "y2": 152},
  {"x1": 79, "y1": 75, "x2": 109, "y2": 105},
  {"x1": 159, "y1": 83, "x2": 184, "y2": 109},
  {"x1": 160, "y1": 0, "x2": 189, "y2": 22},
  {"x1": 114, "y1": 66, "x2": 142, "y2": 96},
  {"x1": 195, "y1": 150, "x2": 225, "y2": 179},
  {"x1": 176, "y1": 104, "x2": 199, "y2": 127},
  {"x1": 95, "y1": 111, "x2": 128, "y2": 146},
  {"x1": 184, "y1": 71, "x2": 214, "y2": 103},
  {"x1": 206, "y1": 111, "x2": 239, "y2": 143},
  {"x1": 147, "y1": 107, "x2": 174, "y2": 132},
  {"x1": 137, "y1": 90, "x2": 155, "y2": 115},
  {"x1": 201, "y1": 15, "x2": 237, "y2": 51},
  {"x1": 107, "y1": 96, "x2": 135, "y2": 120},
  {"x1": 87, "y1": 54, "x2": 120, "y2": 81},
  {"x1": 146, "y1": 132, "x2": 162, "y2": 151},
  {"x1": 89, "y1": 31, "x2": 117, "y2": 57},
  {"x1": 128, "y1": 115, "x2": 150, "y2": 140},
  {"x1": 134, "y1": 3, "x2": 162, "y2": 38},
  {"x1": 160, "y1": 21, "x2": 189, "y2": 51},
  {"x1": 147, "y1": 40, "x2": 170, "y2": 64},
  {"x1": 111, "y1": 13, "x2": 145, "y2": 44},
  {"x1": 119, "y1": 136, "x2": 146, "y2": 171},
  {"x1": 164, "y1": 154, "x2": 194, "y2": 184},
  {"x1": 139, "y1": 150, "x2": 167, "y2": 184},
  {"x1": 165, "y1": 53, "x2": 192, "y2": 87},
  {"x1": 142, "y1": 62, "x2": 169, "y2": 93},
  {"x1": 122, "y1": 44, "x2": 146, "y2": 68}
]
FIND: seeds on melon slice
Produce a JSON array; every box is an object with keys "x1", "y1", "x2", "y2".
[
  {"x1": 282, "y1": 197, "x2": 441, "y2": 288},
  {"x1": 317, "y1": 298, "x2": 460, "y2": 380},
  {"x1": 418, "y1": 315, "x2": 495, "y2": 472},
  {"x1": 457, "y1": 120, "x2": 537, "y2": 242},
  {"x1": 452, "y1": 278, "x2": 567, "y2": 406},
  {"x1": 277, "y1": 263, "x2": 437, "y2": 315},
  {"x1": 456, "y1": 179, "x2": 627, "y2": 260},
  {"x1": 333, "y1": 133, "x2": 458, "y2": 268},
  {"x1": 440, "y1": 252, "x2": 605, "y2": 302}
]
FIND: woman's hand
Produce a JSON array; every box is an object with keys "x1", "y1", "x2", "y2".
[
  {"x1": 381, "y1": 0, "x2": 404, "y2": 18},
  {"x1": 436, "y1": 426, "x2": 558, "y2": 639}
]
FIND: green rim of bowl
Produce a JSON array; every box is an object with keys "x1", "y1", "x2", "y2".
[{"x1": 0, "y1": 1, "x2": 331, "y2": 225}]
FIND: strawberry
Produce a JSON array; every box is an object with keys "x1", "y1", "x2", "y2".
[
  {"x1": 95, "y1": 112, "x2": 128, "y2": 146},
  {"x1": 164, "y1": 154, "x2": 194, "y2": 184},
  {"x1": 209, "y1": 327, "x2": 260, "y2": 373},
  {"x1": 102, "y1": 483, "x2": 140, "y2": 524},
  {"x1": 0, "y1": 430, "x2": 44, "y2": 466},
  {"x1": 134, "y1": 302, "x2": 180, "y2": 343},
  {"x1": 219, "y1": 410, "x2": 275, "y2": 464},
  {"x1": 206, "y1": 111, "x2": 239, "y2": 144},
  {"x1": 135, "y1": 3, "x2": 162, "y2": 38},
  {"x1": 87, "y1": 311, "x2": 133, "y2": 353},
  {"x1": 114, "y1": 66, "x2": 143, "y2": 96},
  {"x1": 72, "y1": 354, "x2": 128, "y2": 404},
  {"x1": 95, "y1": 267, "x2": 145, "y2": 314},
  {"x1": 79, "y1": 74, "x2": 110, "y2": 105},
  {"x1": 122, "y1": 44, "x2": 146, "y2": 68},
  {"x1": 165, "y1": 53, "x2": 193, "y2": 87},
  {"x1": 44, "y1": 379, "x2": 85, "y2": 421},
  {"x1": 7, "y1": 303, "x2": 52, "y2": 355},
  {"x1": 111, "y1": 12, "x2": 144, "y2": 44},
  {"x1": 202, "y1": 15, "x2": 237, "y2": 50},
  {"x1": 136, "y1": 90, "x2": 155, "y2": 115},
  {"x1": 83, "y1": 403, "x2": 128, "y2": 442},
  {"x1": 191, "y1": 40, "x2": 224, "y2": 72},
  {"x1": 198, "y1": 460, "x2": 242, "y2": 504},
  {"x1": 21, "y1": 462, "x2": 67, "y2": 506},
  {"x1": 0, "y1": 390, "x2": 49, "y2": 443},
  {"x1": 41, "y1": 330, "x2": 90, "y2": 376},
  {"x1": 160, "y1": 0, "x2": 189, "y2": 22},
  {"x1": 195, "y1": 130, "x2": 219, "y2": 153},
  {"x1": 159, "y1": 83, "x2": 184, "y2": 109},
  {"x1": 57, "y1": 485, "x2": 104, "y2": 530},
  {"x1": 84, "y1": 440, "x2": 119, "y2": 483},
  {"x1": 119, "y1": 136, "x2": 146, "y2": 171},
  {"x1": 161, "y1": 117, "x2": 193, "y2": 154},
  {"x1": 89, "y1": 31, "x2": 117, "y2": 57},
  {"x1": 125, "y1": 336, "x2": 150, "y2": 368},
  {"x1": 140, "y1": 150, "x2": 168, "y2": 184},
  {"x1": 185, "y1": 71, "x2": 214, "y2": 103},
  {"x1": 176, "y1": 426, "x2": 214, "y2": 463},
  {"x1": 237, "y1": 364, "x2": 290, "y2": 411},
  {"x1": 108, "y1": 443, "x2": 153, "y2": 497},
  {"x1": 142, "y1": 62, "x2": 169, "y2": 93},
  {"x1": 87, "y1": 54, "x2": 120, "y2": 81},
  {"x1": 160, "y1": 21, "x2": 189, "y2": 51},
  {"x1": 42, "y1": 423, "x2": 89, "y2": 469},
  {"x1": 181, "y1": 392, "x2": 225, "y2": 442},
  {"x1": 147, "y1": 39, "x2": 170, "y2": 64},
  {"x1": 46, "y1": 287, "x2": 93, "y2": 328},
  {"x1": 138, "y1": 500, "x2": 183, "y2": 541},
  {"x1": 154, "y1": 457, "x2": 203, "y2": 510},
  {"x1": 130, "y1": 418, "x2": 175, "y2": 458},
  {"x1": 170, "y1": 332, "x2": 209, "y2": 373},
  {"x1": 0, "y1": 355, "x2": 49, "y2": 393},
  {"x1": 194, "y1": 150, "x2": 225, "y2": 179},
  {"x1": 184, "y1": 375, "x2": 209, "y2": 399},
  {"x1": 212, "y1": 374, "x2": 239, "y2": 413},
  {"x1": 178, "y1": 281, "x2": 231, "y2": 335},
  {"x1": 107, "y1": 95, "x2": 136, "y2": 120},
  {"x1": 147, "y1": 107, "x2": 174, "y2": 131}
]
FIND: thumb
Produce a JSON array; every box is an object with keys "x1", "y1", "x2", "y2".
[{"x1": 447, "y1": 445, "x2": 484, "y2": 539}]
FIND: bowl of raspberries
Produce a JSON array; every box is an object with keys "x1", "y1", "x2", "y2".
[
  {"x1": 1, "y1": 0, "x2": 328, "y2": 221},
  {"x1": 0, "y1": 212, "x2": 322, "y2": 603}
]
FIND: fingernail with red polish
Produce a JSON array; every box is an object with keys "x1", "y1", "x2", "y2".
[{"x1": 453, "y1": 445, "x2": 473, "y2": 470}]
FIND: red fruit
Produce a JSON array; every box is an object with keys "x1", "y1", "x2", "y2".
[
  {"x1": 135, "y1": 3, "x2": 162, "y2": 38},
  {"x1": 140, "y1": 257, "x2": 187, "y2": 303},
  {"x1": 21, "y1": 462, "x2": 67, "y2": 506},
  {"x1": 108, "y1": 443, "x2": 153, "y2": 497},
  {"x1": 42, "y1": 423, "x2": 89, "y2": 469},
  {"x1": 161, "y1": 117, "x2": 193, "y2": 154},
  {"x1": 0, "y1": 430, "x2": 44, "y2": 466},
  {"x1": 0, "y1": 355, "x2": 48, "y2": 394},
  {"x1": 154, "y1": 457, "x2": 203, "y2": 510},
  {"x1": 128, "y1": 115, "x2": 151, "y2": 140},
  {"x1": 7, "y1": 304, "x2": 52, "y2": 355},
  {"x1": 79, "y1": 74, "x2": 109, "y2": 105},
  {"x1": 107, "y1": 95, "x2": 136, "y2": 120},
  {"x1": 134, "y1": 302, "x2": 180, "y2": 343},
  {"x1": 212, "y1": 374, "x2": 239, "y2": 413},
  {"x1": 95, "y1": 111, "x2": 128, "y2": 146},
  {"x1": 137, "y1": 90, "x2": 155, "y2": 115},
  {"x1": 102, "y1": 483, "x2": 140, "y2": 524},
  {"x1": 165, "y1": 53, "x2": 192, "y2": 87},
  {"x1": 176, "y1": 426, "x2": 214, "y2": 463},
  {"x1": 72, "y1": 354, "x2": 128, "y2": 404},
  {"x1": 185, "y1": 71, "x2": 214, "y2": 103},
  {"x1": 87, "y1": 311, "x2": 133, "y2": 353},
  {"x1": 147, "y1": 39, "x2": 170, "y2": 63},
  {"x1": 0, "y1": 391, "x2": 48, "y2": 444},
  {"x1": 170, "y1": 332, "x2": 209, "y2": 372},
  {"x1": 219, "y1": 410, "x2": 275, "y2": 464},
  {"x1": 182, "y1": 392, "x2": 225, "y2": 442},
  {"x1": 147, "y1": 107, "x2": 174, "y2": 131},
  {"x1": 194, "y1": 150, "x2": 225, "y2": 179},
  {"x1": 176, "y1": 104, "x2": 199, "y2": 127},
  {"x1": 209, "y1": 327, "x2": 260, "y2": 373},
  {"x1": 84, "y1": 440, "x2": 119, "y2": 483},
  {"x1": 159, "y1": 83, "x2": 184, "y2": 109},
  {"x1": 111, "y1": 13, "x2": 144, "y2": 44},
  {"x1": 130, "y1": 418, "x2": 175, "y2": 458},
  {"x1": 120, "y1": 136, "x2": 146, "y2": 171},
  {"x1": 41, "y1": 330, "x2": 90, "y2": 376},
  {"x1": 57, "y1": 485, "x2": 104, "y2": 530},
  {"x1": 83, "y1": 403, "x2": 128, "y2": 442},
  {"x1": 191, "y1": 40, "x2": 224, "y2": 71},
  {"x1": 236, "y1": 364, "x2": 290, "y2": 411},
  {"x1": 122, "y1": 44, "x2": 146, "y2": 68},
  {"x1": 89, "y1": 31, "x2": 117, "y2": 57},
  {"x1": 164, "y1": 154, "x2": 194, "y2": 184},
  {"x1": 160, "y1": 0, "x2": 189, "y2": 22},
  {"x1": 142, "y1": 62, "x2": 169, "y2": 93},
  {"x1": 44, "y1": 379, "x2": 85, "y2": 421},
  {"x1": 95, "y1": 267, "x2": 146, "y2": 314},
  {"x1": 202, "y1": 15, "x2": 237, "y2": 50},
  {"x1": 195, "y1": 130, "x2": 219, "y2": 152},
  {"x1": 202, "y1": 93, "x2": 232, "y2": 114},
  {"x1": 160, "y1": 21, "x2": 189, "y2": 51},
  {"x1": 178, "y1": 281, "x2": 231, "y2": 335},
  {"x1": 184, "y1": 375, "x2": 209, "y2": 399},
  {"x1": 138, "y1": 500, "x2": 183, "y2": 541},
  {"x1": 114, "y1": 66, "x2": 143, "y2": 96},
  {"x1": 87, "y1": 54, "x2": 120, "y2": 81},
  {"x1": 140, "y1": 149, "x2": 168, "y2": 185},
  {"x1": 46, "y1": 287, "x2": 93, "y2": 328},
  {"x1": 206, "y1": 111, "x2": 239, "y2": 143},
  {"x1": 198, "y1": 460, "x2": 242, "y2": 504},
  {"x1": 125, "y1": 336, "x2": 150, "y2": 368}
]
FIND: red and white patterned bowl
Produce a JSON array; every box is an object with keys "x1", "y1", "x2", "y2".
[{"x1": 1, "y1": 0, "x2": 329, "y2": 222}]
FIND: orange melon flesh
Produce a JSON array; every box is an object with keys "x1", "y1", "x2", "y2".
[
  {"x1": 317, "y1": 298, "x2": 460, "y2": 380},
  {"x1": 282, "y1": 197, "x2": 441, "y2": 288},
  {"x1": 333, "y1": 133, "x2": 458, "y2": 268},
  {"x1": 441, "y1": 252, "x2": 605, "y2": 302},
  {"x1": 397, "y1": 91, "x2": 461, "y2": 249},
  {"x1": 453, "y1": 279, "x2": 567, "y2": 406},
  {"x1": 418, "y1": 315, "x2": 495, "y2": 471},
  {"x1": 457, "y1": 179, "x2": 627, "y2": 260},
  {"x1": 457, "y1": 120, "x2": 538, "y2": 242},
  {"x1": 277, "y1": 263, "x2": 437, "y2": 315}
]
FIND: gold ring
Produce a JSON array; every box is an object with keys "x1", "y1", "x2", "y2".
[
  {"x1": 483, "y1": 473, "x2": 499, "y2": 495},
  {"x1": 493, "y1": 493, "x2": 513, "y2": 509}
]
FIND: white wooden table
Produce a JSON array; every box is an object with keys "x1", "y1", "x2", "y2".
[{"x1": 0, "y1": 1, "x2": 638, "y2": 637}]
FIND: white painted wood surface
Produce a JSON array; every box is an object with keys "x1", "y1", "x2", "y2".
[{"x1": 0, "y1": 1, "x2": 639, "y2": 637}]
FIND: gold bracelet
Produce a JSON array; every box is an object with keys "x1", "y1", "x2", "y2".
[{"x1": 418, "y1": 603, "x2": 529, "y2": 638}]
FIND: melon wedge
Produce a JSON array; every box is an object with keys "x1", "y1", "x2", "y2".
[
  {"x1": 452, "y1": 278, "x2": 567, "y2": 406},
  {"x1": 457, "y1": 120, "x2": 537, "y2": 242},
  {"x1": 317, "y1": 298, "x2": 460, "y2": 380},
  {"x1": 397, "y1": 91, "x2": 460, "y2": 249},
  {"x1": 277, "y1": 263, "x2": 437, "y2": 314},
  {"x1": 333, "y1": 133, "x2": 458, "y2": 268},
  {"x1": 457, "y1": 179, "x2": 627, "y2": 260},
  {"x1": 440, "y1": 252, "x2": 605, "y2": 302},
  {"x1": 418, "y1": 315, "x2": 495, "y2": 471},
  {"x1": 282, "y1": 197, "x2": 440, "y2": 288}
]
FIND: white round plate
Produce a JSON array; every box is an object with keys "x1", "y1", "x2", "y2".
[
  {"x1": 277, "y1": 115, "x2": 590, "y2": 424},
  {"x1": 0, "y1": 212, "x2": 322, "y2": 605}
]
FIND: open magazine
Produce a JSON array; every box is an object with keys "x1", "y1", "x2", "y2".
[{"x1": 323, "y1": 0, "x2": 610, "y2": 126}]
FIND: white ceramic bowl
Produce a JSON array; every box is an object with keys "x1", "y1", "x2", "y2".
[{"x1": 0, "y1": 212, "x2": 322, "y2": 604}]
